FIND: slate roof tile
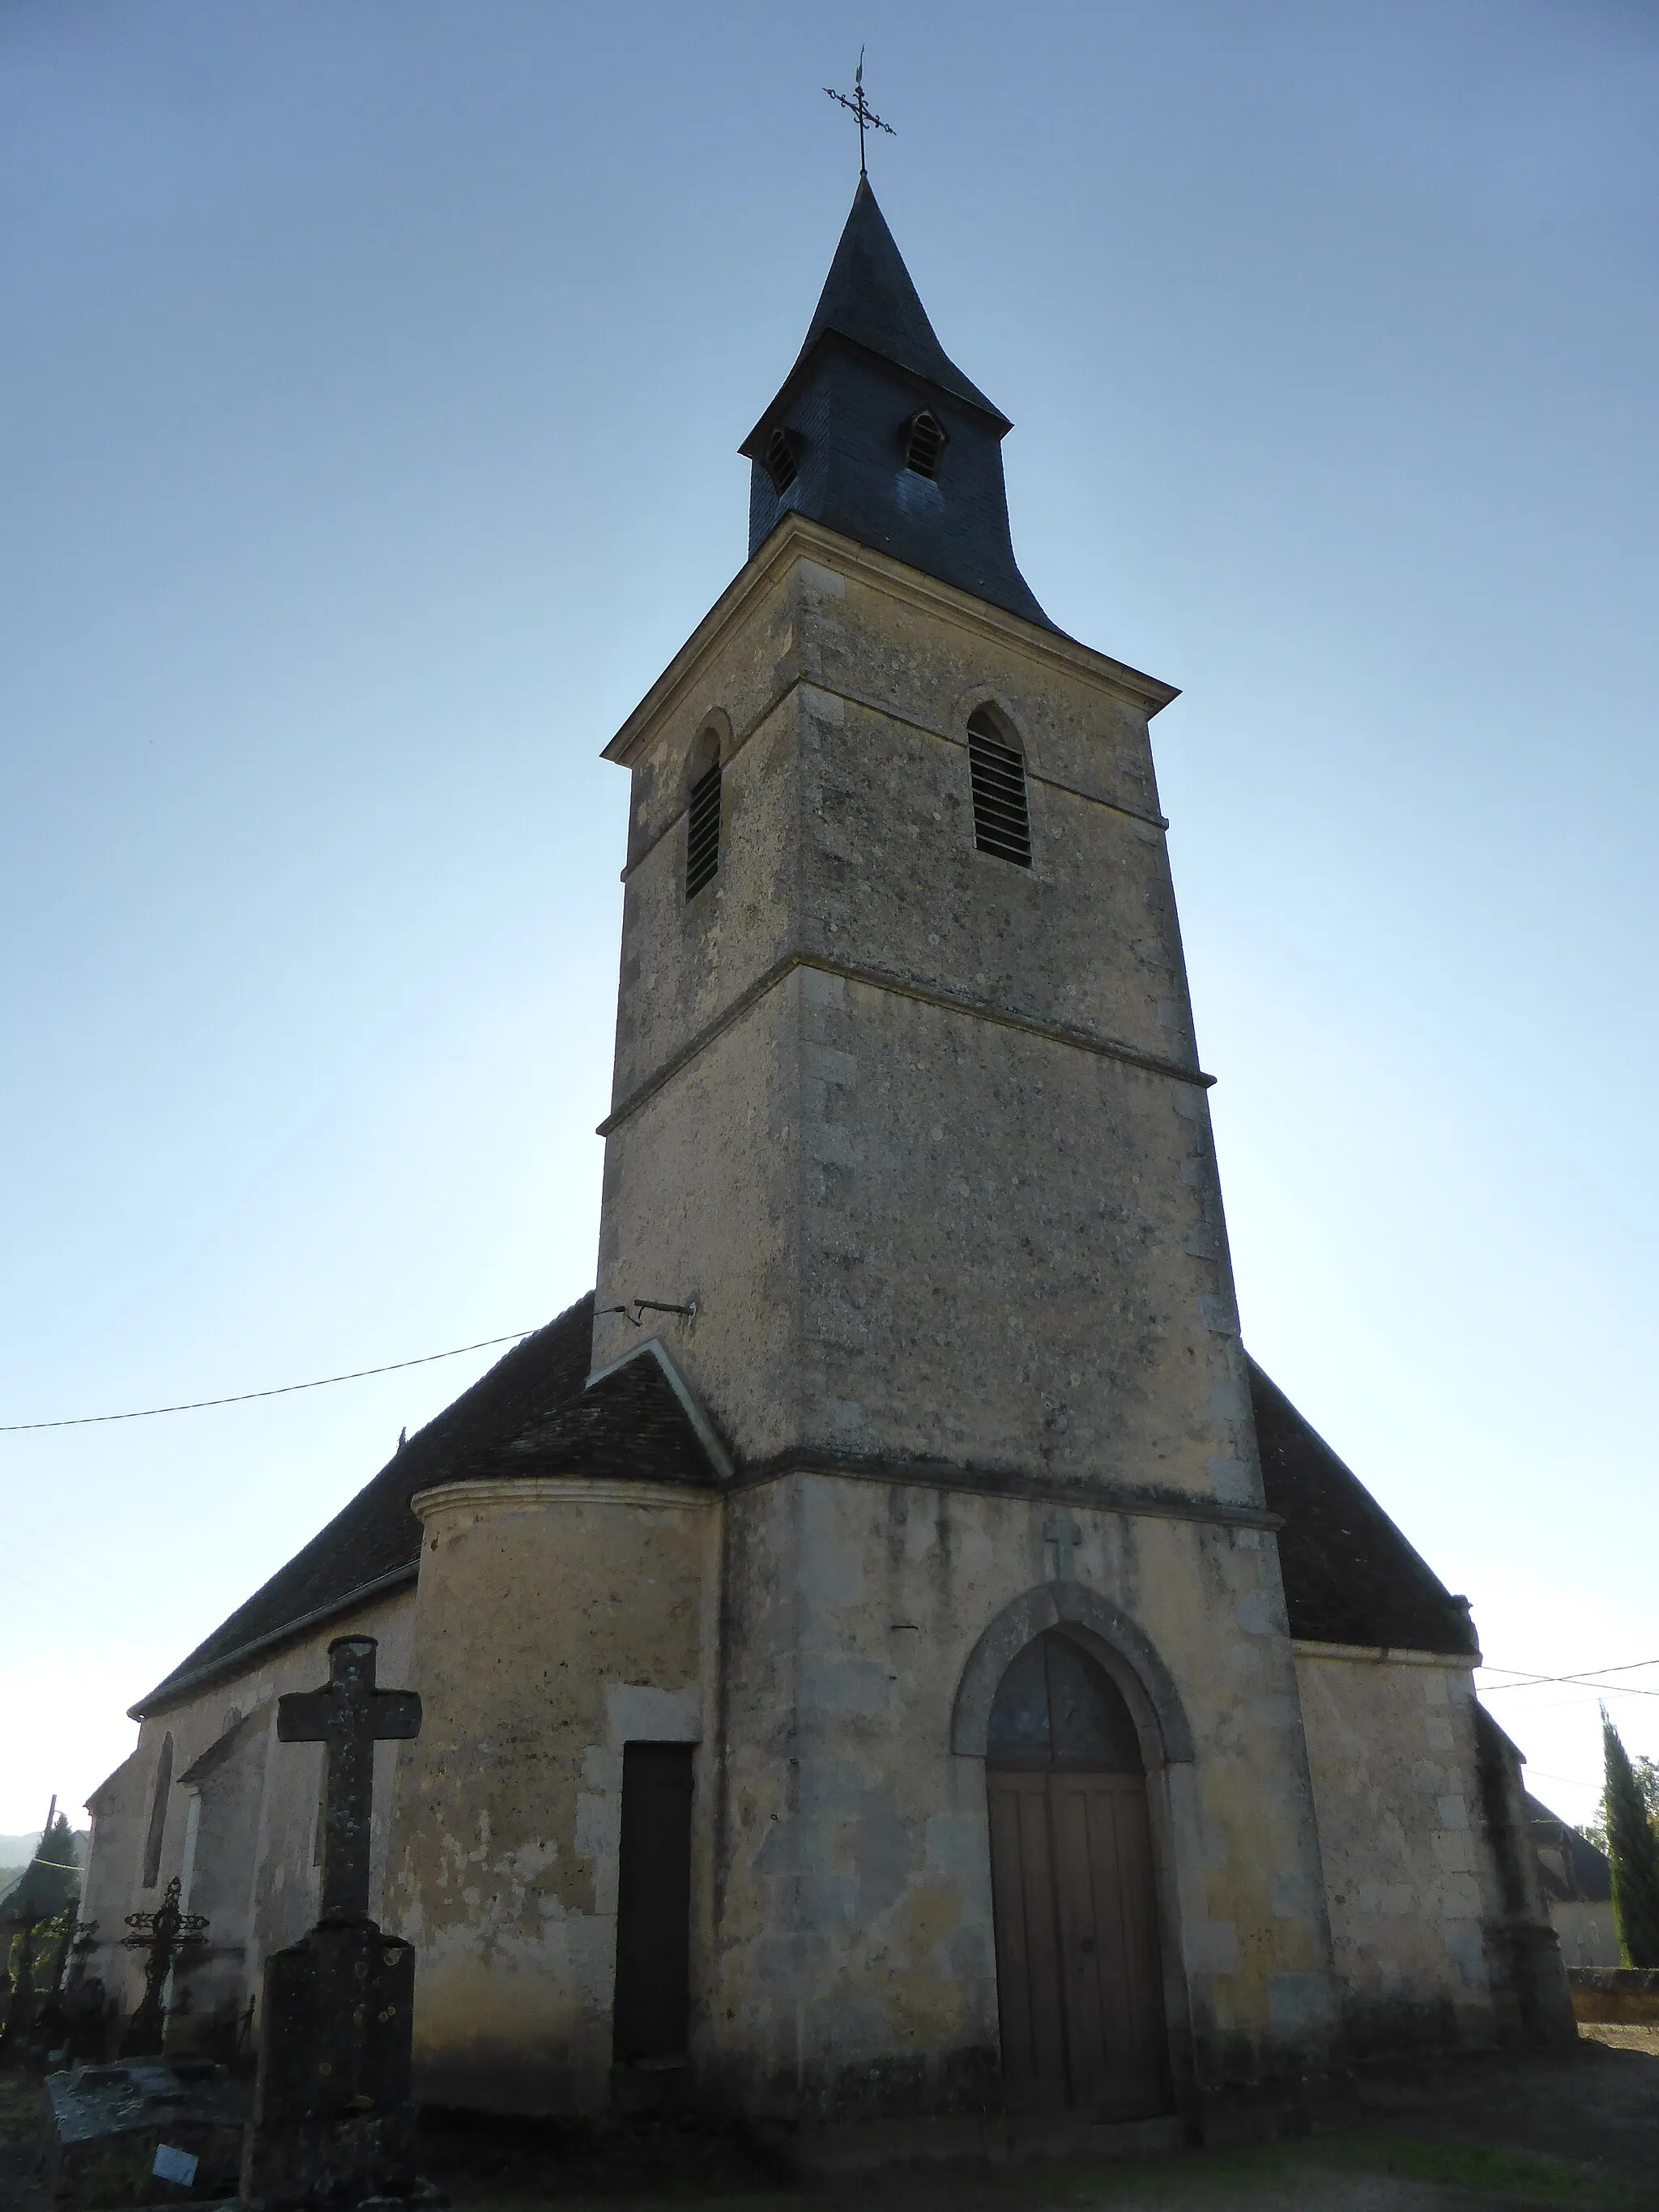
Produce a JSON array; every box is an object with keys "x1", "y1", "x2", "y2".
[
  {"x1": 1249, "y1": 1357, "x2": 1478, "y2": 1658},
  {"x1": 131, "y1": 1295, "x2": 714, "y2": 1715}
]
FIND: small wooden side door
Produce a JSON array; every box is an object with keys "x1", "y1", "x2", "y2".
[{"x1": 612, "y1": 1741, "x2": 694, "y2": 2065}]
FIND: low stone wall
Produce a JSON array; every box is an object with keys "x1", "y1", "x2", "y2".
[{"x1": 1567, "y1": 1967, "x2": 1659, "y2": 2022}]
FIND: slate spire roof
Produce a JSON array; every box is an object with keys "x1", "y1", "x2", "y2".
[
  {"x1": 783, "y1": 177, "x2": 1007, "y2": 427},
  {"x1": 741, "y1": 181, "x2": 1051, "y2": 629}
]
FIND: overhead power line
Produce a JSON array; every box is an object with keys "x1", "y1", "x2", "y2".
[
  {"x1": 1479, "y1": 1658, "x2": 1659, "y2": 1699},
  {"x1": 0, "y1": 1331, "x2": 538, "y2": 1434}
]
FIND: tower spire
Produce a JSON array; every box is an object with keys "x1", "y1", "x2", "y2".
[{"x1": 740, "y1": 180, "x2": 1051, "y2": 629}]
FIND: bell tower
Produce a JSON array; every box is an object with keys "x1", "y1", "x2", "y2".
[
  {"x1": 594, "y1": 180, "x2": 1252, "y2": 1519},
  {"x1": 591, "y1": 182, "x2": 1339, "y2": 2138}
]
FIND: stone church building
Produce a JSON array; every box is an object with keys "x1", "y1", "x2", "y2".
[{"x1": 80, "y1": 181, "x2": 1572, "y2": 2157}]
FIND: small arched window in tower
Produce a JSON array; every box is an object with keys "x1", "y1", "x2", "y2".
[
  {"x1": 763, "y1": 427, "x2": 800, "y2": 495},
  {"x1": 685, "y1": 732, "x2": 723, "y2": 899},
  {"x1": 141, "y1": 1733, "x2": 173, "y2": 1889},
  {"x1": 967, "y1": 708, "x2": 1032, "y2": 867},
  {"x1": 905, "y1": 410, "x2": 946, "y2": 479}
]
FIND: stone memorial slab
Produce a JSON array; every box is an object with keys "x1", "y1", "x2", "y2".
[{"x1": 42, "y1": 2059, "x2": 247, "y2": 2207}]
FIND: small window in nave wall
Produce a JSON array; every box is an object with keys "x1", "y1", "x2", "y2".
[{"x1": 141, "y1": 1733, "x2": 173, "y2": 1889}]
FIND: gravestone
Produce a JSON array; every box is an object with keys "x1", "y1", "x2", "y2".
[
  {"x1": 42, "y1": 2059, "x2": 248, "y2": 2207},
  {"x1": 240, "y1": 1634, "x2": 424, "y2": 2212}
]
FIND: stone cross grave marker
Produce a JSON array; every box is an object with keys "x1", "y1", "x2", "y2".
[
  {"x1": 241, "y1": 1635, "x2": 424, "y2": 2212},
  {"x1": 278, "y1": 1634, "x2": 421, "y2": 1923}
]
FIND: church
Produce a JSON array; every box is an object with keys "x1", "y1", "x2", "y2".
[{"x1": 79, "y1": 177, "x2": 1573, "y2": 2161}]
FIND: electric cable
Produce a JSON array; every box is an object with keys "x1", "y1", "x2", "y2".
[{"x1": 0, "y1": 1330, "x2": 538, "y2": 1434}]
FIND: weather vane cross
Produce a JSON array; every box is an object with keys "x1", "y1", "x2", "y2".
[{"x1": 825, "y1": 49, "x2": 894, "y2": 177}]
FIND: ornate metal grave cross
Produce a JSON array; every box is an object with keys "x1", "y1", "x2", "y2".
[
  {"x1": 278, "y1": 1635, "x2": 420, "y2": 1924},
  {"x1": 122, "y1": 1877, "x2": 208, "y2": 2052},
  {"x1": 824, "y1": 49, "x2": 895, "y2": 177}
]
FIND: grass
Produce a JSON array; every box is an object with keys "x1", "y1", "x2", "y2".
[{"x1": 0, "y1": 2072, "x2": 41, "y2": 2142}]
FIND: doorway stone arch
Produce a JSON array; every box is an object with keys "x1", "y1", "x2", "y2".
[
  {"x1": 951, "y1": 1583, "x2": 1196, "y2": 1769},
  {"x1": 951, "y1": 1582, "x2": 1198, "y2": 2127}
]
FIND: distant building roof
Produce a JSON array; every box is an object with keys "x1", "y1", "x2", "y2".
[
  {"x1": 1526, "y1": 1790, "x2": 1613, "y2": 1905},
  {"x1": 132, "y1": 1304, "x2": 1483, "y2": 1717}
]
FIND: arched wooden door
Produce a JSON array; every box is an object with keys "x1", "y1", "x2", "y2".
[{"x1": 986, "y1": 1630, "x2": 1169, "y2": 2120}]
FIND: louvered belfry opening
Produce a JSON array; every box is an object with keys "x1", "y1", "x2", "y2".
[
  {"x1": 905, "y1": 410, "x2": 945, "y2": 478},
  {"x1": 685, "y1": 744, "x2": 723, "y2": 898},
  {"x1": 967, "y1": 708, "x2": 1032, "y2": 867},
  {"x1": 763, "y1": 426, "x2": 799, "y2": 494}
]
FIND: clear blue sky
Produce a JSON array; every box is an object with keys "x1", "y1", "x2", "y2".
[{"x1": 2, "y1": 1, "x2": 1655, "y2": 1835}]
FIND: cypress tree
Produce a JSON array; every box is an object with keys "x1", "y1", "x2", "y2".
[{"x1": 1603, "y1": 1711, "x2": 1659, "y2": 1967}]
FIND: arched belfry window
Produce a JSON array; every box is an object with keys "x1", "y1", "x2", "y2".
[
  {"x1": 763, "y1": 427, "x2": 799, "y2": 494},
  {"x1": 967, "y1": 708, "x2": 1032, "y2": 867},
  {"x1": 904, "y1": 410, "x2": 946, "y2": 478},
  {"x1": 685, "y1": 731, "x2": 723, "y2": 900},
  {"x1": 141, "y1": 1733, "x2": 173, "y2": 1889}
]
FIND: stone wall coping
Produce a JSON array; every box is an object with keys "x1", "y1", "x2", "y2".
[
  {"x1": 1568, "y1": 1967, "x2": 1659, "y2": 1991},
  {"x1": 1291, "y1": 1639, "x2": 1481, "y2": 1670},
  {"x1": 410, "y1": 1477, "x2": 719, "y2": 1522}
]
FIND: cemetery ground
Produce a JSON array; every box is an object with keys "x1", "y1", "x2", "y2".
[{"x1": 0, "y1": 2027, "x2": 1653, "y2": 2212}]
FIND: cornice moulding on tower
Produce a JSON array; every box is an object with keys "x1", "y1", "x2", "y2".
[
  {"x1": 411, "y1": 1477, "x2": 719, "y2": 1522},
  {"x1": 603, "y1": 515, "x2": 1179, "y2": 770}
]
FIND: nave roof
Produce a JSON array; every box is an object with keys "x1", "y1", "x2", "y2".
[
  {"x1": 132, "y1": 1302, "x2": 1478, "y2": 1717},
  {"x1": 130, "y1": 1294, "x2": 710, "y2": 1716}
]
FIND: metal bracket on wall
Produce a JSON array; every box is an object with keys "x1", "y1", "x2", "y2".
[{"x1": 599, "y1": 1298, "x2": 699, "y2": 1328}]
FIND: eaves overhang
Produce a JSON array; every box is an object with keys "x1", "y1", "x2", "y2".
[{"x1": 126, "y1": 1561, "x2": 419, "y2": 1722}]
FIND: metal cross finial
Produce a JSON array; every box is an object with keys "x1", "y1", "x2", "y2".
[
  {"x1": 277, "y1": 1634, "x2": 421, "y2": 1924},
  {"x1": 824, "y1": 48, "x2": 894, "y2": 177}
]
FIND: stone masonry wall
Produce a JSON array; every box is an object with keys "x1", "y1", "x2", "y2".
[
  {"x1": 386, "y1": 1479, "x2": 720, "y2": 2116},
  {"x1": 1292, "y1": 1644, "x2": 1496, "y2": 2053},
  {"x1": 79, "y1": 1587, "x2": 415, "y2": 2052}
]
